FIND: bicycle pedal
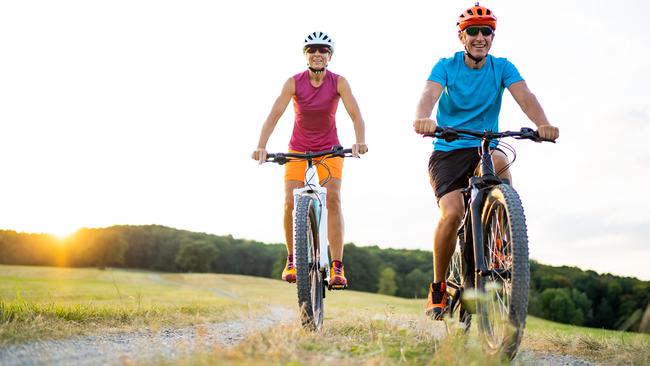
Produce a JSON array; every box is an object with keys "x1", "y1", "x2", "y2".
[{"x1": 328, "y1": 283, "x2": 347, "y2": 290}]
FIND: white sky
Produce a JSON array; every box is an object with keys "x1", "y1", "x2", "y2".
[{"x1": 1, "y1": 1, "x2": 649, "y2": 280}]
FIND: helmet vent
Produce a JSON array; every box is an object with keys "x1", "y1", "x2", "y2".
[
  {"x1": 468, "y1": 9, "x2": 474, "y2": 15},
  {"x1": 477, "y1": 8, "x2": 483, "y2": 16}
]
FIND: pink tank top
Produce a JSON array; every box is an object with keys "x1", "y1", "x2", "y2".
[{"x1": 288, "y1": 70, "x2": 340, "y2": 152}]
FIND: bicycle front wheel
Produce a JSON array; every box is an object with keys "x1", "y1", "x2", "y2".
[
  {"x1": 294, "y1": 195, "x2": 324, "y2": 331},
  {"x1": 476, "y1": 184, "x2": 529, "y2": 359}
]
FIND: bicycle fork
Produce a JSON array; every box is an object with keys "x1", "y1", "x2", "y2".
[{"x1": 292, "y1": 164, "x2": 331, "y2": 286}]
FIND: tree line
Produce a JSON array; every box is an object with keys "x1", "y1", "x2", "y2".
[{"x1": 0, "y1": 225, "x2": 648, "y2": 333}]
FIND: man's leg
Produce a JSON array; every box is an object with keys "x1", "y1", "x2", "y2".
[
  {"x1": 427, "y1": 190, "x2": 466, "y2": 319},
  {"x1": 433, "y1": 190, "x2": 465, "y2": 283}
]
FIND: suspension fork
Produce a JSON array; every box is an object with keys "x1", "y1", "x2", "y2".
[
  {"x1": 470, "y1": 181, "x2": 489, "y2": 280},
  {"x1": 293, "y1": 158, "x2": 329, "y2": 271},
  {"x1": 472, "y1": 137, "x2": 502, "y2": 280}
]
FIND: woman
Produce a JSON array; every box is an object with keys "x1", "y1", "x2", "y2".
[{"x1": 252, "y1": 31, "x2": 368, "y2": 289}]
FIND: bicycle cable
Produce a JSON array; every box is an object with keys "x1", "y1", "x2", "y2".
[
  {"x1": 447, "y1": 134, "x2": 519, "y2": 178},
  {"x1": 493, "y1": 139, "x2": 518, "y2": 177},
  {"x1": 314, "y1": 158, "x2": 334, "y2": 187}
]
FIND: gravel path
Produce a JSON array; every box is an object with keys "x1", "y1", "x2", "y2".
[
  {"x1": 0, "y1": 306, "x2": 295, "y2": 366},
  {"x1": 1, "y1": 306, "x2": 596, "y2": 366},
  {"x1": 517, "y1": 351, "x2": 595, "y2": 366}
]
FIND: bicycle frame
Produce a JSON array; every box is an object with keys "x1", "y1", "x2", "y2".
[{"x1": 448, "y1": 138, "x2": 504, "y2": 305}]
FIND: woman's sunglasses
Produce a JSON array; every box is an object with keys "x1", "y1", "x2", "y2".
[
  {"x1": 465, "y1": 27, "x2": 494, "y2": 37},
  {"x1": 305, "y1": 46, "x2": 332, "y2": 54}
]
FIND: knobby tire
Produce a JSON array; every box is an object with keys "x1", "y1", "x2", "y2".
[
  {"x1": 294, "y1": 195, "x2": 324, "y2": 331},
  {"x1": 477, "y1": 184, "x2": 529, "y2": 359}
]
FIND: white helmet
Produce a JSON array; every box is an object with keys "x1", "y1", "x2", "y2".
[{"x1": 303, "y1": 31, "x2": 335, "y2": 53}]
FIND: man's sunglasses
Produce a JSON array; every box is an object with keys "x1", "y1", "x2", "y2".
[
  {"x1": 465, "y1": 27, "x2": 494, "y2": 37},
  {"x1": 305, "y1": 46, "x2": 332, "y2": 54}
]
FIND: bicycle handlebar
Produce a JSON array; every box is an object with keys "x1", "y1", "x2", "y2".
[
  {"x1": 424, "y1": 127, "x2": 555, "y2": 143},
  {"x1": 266, "y1": 146, "x2": 355, "y2": 165}
]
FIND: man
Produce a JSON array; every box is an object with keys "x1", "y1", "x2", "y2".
[
  {"x1": 413, "y1": 3, "x2": 559, "y2": 319},
  {"x1": 252, "y1": 31, "x2": 368, "y2": 288}
]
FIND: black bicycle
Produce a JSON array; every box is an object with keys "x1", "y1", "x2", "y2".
[
  {"x1": 265, "y1": 146, "x2": 355, "y2": 330},
  {"x1": 426, "y1": 126, "x2": 553, "y2": 359}
]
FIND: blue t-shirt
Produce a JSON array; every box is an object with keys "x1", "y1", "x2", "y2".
[{"x1": 427, "y1": 51, "x2": 523, "y2": 151}]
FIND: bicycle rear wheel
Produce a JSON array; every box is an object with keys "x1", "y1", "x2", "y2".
[
  {"x1": 294, "y1": 195, "x2": 324, "y2": 330},
  {"x1": 476, "y1": 184, "x2": 529, "y2": 359}
]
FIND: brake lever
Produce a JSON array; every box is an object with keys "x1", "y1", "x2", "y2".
[{"x1": 268, "y1": 154, "x2": 288, "y2": 165}]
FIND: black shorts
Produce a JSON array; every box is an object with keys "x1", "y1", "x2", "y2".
[{"x1": 428, "y1": 147, "x2": 481, "y2": 202}]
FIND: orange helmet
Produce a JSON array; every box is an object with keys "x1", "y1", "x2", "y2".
[{"x1": 457, "y1": 2, "x2": 497, "y2": 31}]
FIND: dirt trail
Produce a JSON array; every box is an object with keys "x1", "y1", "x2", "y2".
[
  {"x1": 0, "y1": 306, "x2": 295, "y2": 366},
  {"x1": 1, "y1": 306, "x2": 595, "y2": 366}
]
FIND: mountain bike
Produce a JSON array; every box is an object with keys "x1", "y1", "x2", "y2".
[
  {"x1": 266, "y1": 146, "x2": 355, "y2": 331},
  {"x1": 426, "y1": 126, "x2": 553, "y2": 359}
]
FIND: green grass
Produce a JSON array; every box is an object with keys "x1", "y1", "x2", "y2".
[
  {"x1": 523, "y1": 316, "x2": 650, "y2": 365},
  {"x1": 0, "y1": 265, "x2": 293, "y2": 344},
  {"x1": 2, "y1": 264, "x2": 649, "y2": 365}
]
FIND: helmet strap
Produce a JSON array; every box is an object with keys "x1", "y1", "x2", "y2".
[
  {"x1": 308, "y1": 66, "x2": 326, "y2": 74},
  {"x1": 464, "y1": 47, "x2": 484, "y2": 65}
]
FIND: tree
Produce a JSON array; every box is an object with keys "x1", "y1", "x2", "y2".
[
  {"x1": 595, "y1": 298, "x2": 615, "y2": 329},
  {"x1": 378, "y1": 267, "x2": 397, "y2": 296},
  {"x1": 404, "y1": 268, "x2": 429, "y2": 298},
  {"x1": 175, "y1": 240, "x2": 219, "y2": 272},
  {"x1": 540, "y1": 288, "x2": 585, "y2": 325},
  {"x1": 344, "y1": 244, "x2": 382, "y2": 292}
]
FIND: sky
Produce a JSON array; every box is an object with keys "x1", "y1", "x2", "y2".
[{"x1": 1, "y1": 1, "x2": 649, "y2": 280}]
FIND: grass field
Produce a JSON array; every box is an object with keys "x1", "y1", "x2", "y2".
[
  {"x1": 1, "y1": 265, "x2": 649, "y2": 365},
  {"x1": 0, "y1": 265, "x2": 292, "y2": 344}
]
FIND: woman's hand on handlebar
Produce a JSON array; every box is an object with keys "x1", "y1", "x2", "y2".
[
  {"x1": 251, "y1": 147, "x2": 268, "y2": 164},
  {"x1": 351, "y1": 142, "x2": 368, "y2": 157},
  {"x1": 413, "y1": 118, "x2": 437, "y2": 135}
]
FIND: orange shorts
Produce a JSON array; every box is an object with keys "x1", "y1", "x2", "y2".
[{"x1": 284, "y1": 150, "x2": 344, "y2": 182}]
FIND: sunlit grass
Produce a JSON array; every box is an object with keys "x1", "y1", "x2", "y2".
[
  {"x1": 2, "y1": 265, "x2": 649, "y2": 366},
  {"x1": 0, "y1": 265, "x2": 294, "y2": 344}
]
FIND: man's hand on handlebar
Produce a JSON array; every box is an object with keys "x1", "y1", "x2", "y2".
[{"x1": 537, "y1": 124, "x2": 560, "y2": 142}]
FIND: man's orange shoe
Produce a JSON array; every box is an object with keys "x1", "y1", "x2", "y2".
[
  {"x1": 281, "y1": 256, "x2": 296, "y2": 283},
  {"x1": 329, "y1": 260, "x2": 347, "y2": 289},
  {"x1": 425, "y1": 282, "x2": 448, "y2": 320}
]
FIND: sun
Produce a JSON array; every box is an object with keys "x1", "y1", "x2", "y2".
[{"x1": 49, "y1": 226, "x2": 79, "y2": 240}]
